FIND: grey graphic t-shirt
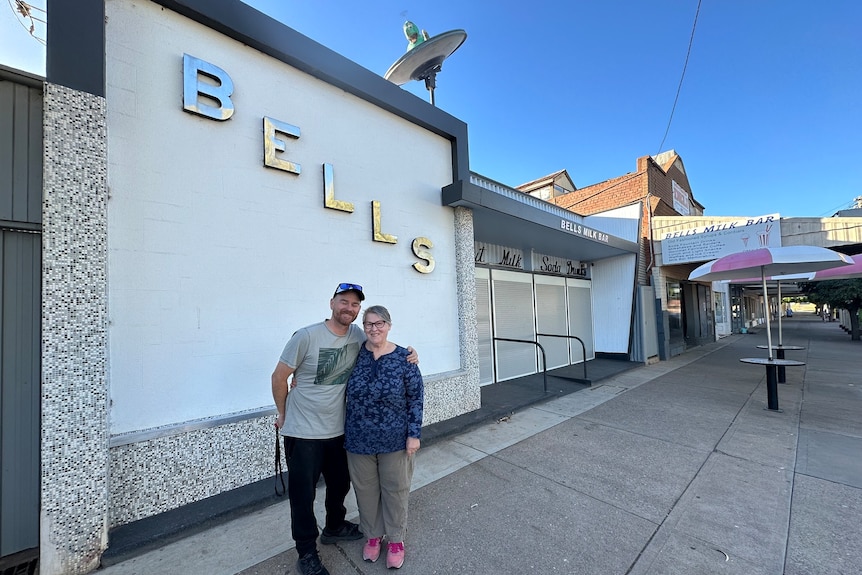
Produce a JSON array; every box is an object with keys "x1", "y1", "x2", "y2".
[{"x1": 279, "y1": 321, "x2": 364, "y2": 439}]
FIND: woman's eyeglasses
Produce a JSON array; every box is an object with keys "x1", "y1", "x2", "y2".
[{"x1": 363, "y1": 320, "x2": 388, "y2": 330}]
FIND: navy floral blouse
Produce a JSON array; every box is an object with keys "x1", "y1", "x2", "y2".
[{"x1": 344, "y1": 345, "x2": 424, "y2": 455}]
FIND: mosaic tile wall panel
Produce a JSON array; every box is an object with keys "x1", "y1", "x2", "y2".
[
  {"x1": 108, "y1": 414, "x2": 275, "y2": 526},
  {"x1": 454, "y1": 206, "x2": 480, "y2": 380},
  {"x1": 424, "y1": 206, "x2": 481, "y2": 423},
  {"x1": 41, "y1": 83, "x2": 109, "y2": 575},
  {"x1": 109, "y1": 371, "x2": 480, "y2": 524}
]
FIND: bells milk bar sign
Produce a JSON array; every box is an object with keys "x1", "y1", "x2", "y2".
[
  {"x1": 559, "y1": 220, "x2": 610, "y2": 243},
  {"x1": 661, "y1": 214, "x2": 781, "y2": 265}
]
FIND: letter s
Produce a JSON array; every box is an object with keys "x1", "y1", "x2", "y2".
[{"x1": 412, "y1": 237, "x2": 435, "y2": 274}]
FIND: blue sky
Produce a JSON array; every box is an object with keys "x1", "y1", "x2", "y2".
[{"x1": 3, "y1": 1, "x2": 860, "y2": 218}]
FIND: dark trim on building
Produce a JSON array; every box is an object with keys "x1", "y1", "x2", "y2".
[
  {"x1": 595, "y1": 352, "x2": 630, "y2": 361},
  {"x1": 152, "y1": 0, "x2": 470, "y2": 184},
  {"x1": 0, "y1": 65, "x2": 44, "y2": 88},
  {"x1": 46, "y1": 0, "x2": 105, "y2": 97},
  {"x1": 100, "y1": 477, "x2": 279, "y2": 567},
  {"x1": 0, "y1": 221, "x2": 42, "y2": 233},
  {"x1": 445, "y1": 179, "x2": 640, "y2": 262}
]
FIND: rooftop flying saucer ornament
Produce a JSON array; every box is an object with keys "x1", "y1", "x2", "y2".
[{"x1": 384, "y1": 21, "x2": 467, "y2": 106}]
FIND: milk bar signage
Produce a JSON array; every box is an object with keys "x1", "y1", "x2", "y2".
[
  {"x1": 474, "y1": 243, "x2": 523, "y2": 270},
  {"x1": 532, "y1": 252, "x2": 588, "y2": 278},
  {"x1": 559, "y1": 220, "x2": 610, "y2": 243},
  {"x1": 661, "y1": 213, "x2": 781, "y2": 265}
]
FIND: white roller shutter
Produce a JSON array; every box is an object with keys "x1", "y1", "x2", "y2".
[
  {"x1": 535, "y1": 275, "x2": 569, "y2": 369},
  {"x1": 567, "y1": 278, "x2": 595, "y2": 362},
  {"x1": 491, "y1": 269, "x2": 537, "y2": 381},
  {"x1": 475, "y1": 268, "x2": 494, "y2": 385}
]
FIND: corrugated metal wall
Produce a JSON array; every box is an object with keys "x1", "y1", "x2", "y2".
[
  {"x1": 591, "y1": 253, "x2": 637, "y2": 354},
  {"x1": 0, "y1": 73, "x2": 42, "y2": 561},
  {"x1": 1, "y1": 78, "x2": 43, "y2": 226},
  {"x1": 0, "y1": 230, "x2": 41, "y2": 559}
]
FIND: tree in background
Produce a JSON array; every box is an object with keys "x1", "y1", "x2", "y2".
[{"x1": 799, "y1": 279, "x2": 862, "y2": 341}]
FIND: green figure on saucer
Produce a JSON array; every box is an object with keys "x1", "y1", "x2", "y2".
[{"x1": 403, "y1": 21, "x2": 430, "y2": 50}]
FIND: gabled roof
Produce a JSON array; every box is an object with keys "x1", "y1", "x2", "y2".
[
  {"x1": 652, "y1": 150, "x2": 681, "y2": 173},
  {"x1": 516, "y1": 169, "x2": 575, "y2": 194}
]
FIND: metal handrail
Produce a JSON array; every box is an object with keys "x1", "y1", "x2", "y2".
[
  {"x1": 536, "y1": 333, "x2": 588, "y2": 382},
  {"x1": 493, "y1": 338, "x2": 548, "y2": 393}
]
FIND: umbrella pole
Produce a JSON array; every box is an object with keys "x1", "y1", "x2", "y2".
[
  {"x1": 761, "y1": 267, "x2": 781, "y2": 411},
  {"x1": 762, "y1": 268, "x2": 773, "y2": 360},
  {"x1": 777, "y1": 281, "x2": 783, "y2": 346}
]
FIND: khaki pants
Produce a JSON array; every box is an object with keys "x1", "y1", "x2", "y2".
[{"x1": 347, "y1": 450, "x2": 414, "y2": 543}]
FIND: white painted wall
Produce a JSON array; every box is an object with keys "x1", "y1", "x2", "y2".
[
  {"x1": 585, "y1": 203, "x2": 642, "y2": 243},
  {"x1": 591, "y1": 253, "x2": 637, "y2": 353},
  {"x1": 106, "y1": 0, "x2": 460, "y2": 434}
]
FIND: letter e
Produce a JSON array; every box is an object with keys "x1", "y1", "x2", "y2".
[{"x1": 263, "y1": 117, "x2": 301, "y2": 175}]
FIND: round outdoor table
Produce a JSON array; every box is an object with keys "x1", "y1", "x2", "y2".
[
  {"x1": 756, "y1": 345, "x2": 806, "y2": 383},
  {"x1": 740, "y1": 357, "x2": 806, "y2": 411}
]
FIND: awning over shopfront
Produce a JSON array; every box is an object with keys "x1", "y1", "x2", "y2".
[{"x1": 443, "y1": 173, "x2": 639, "y2": 262}]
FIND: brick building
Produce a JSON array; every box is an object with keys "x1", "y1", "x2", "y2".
[
  {"x1": 518, "y1": 151, "x2": 704, "y2": 286},
  {"x1": 518, "y1": 151, "x2": 708, "y2": 359}
]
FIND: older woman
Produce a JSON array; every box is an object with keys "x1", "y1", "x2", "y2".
[{"x1": 344, "y1": 305, "x2": 424, "y2": 569}]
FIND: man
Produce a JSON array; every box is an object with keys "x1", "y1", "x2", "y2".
[{"x1": 272, "y1": 282, "x2": 416, "y2": 575}]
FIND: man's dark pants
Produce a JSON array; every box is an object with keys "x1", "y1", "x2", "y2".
[{"x1": 284, "y1": 435, "x2": 352, "y2": 557}]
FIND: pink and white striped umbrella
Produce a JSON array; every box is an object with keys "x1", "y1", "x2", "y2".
[
  {"x1": 808, "y1": 256, "x2": 862, "y2": 281},
  {"x1": 689, "y1": 246, "x2": 853, "y2": 358},
  {"x1": 689, "y1": 246, "x2": 853, "y2": 282}
]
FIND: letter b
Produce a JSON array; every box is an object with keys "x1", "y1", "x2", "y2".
[{"x1": 182, "y1": 54, "x2": 234, "y2": 121}]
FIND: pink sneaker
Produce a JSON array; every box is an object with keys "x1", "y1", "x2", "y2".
[
  {"x1": 363, "y1": 537, "x2": 382, "y2": 562},
  {"x1": 386, "y1": 541, "x2": 405, "y2": 569}
]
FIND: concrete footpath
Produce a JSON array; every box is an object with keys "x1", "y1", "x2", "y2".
[{"x1": 97, "y1": 314, "x2": 862, "y2": 575}]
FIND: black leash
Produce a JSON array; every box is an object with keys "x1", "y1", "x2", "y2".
[{"x1": 274, "y1": 423, "x2": 286, "y2": 496}]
